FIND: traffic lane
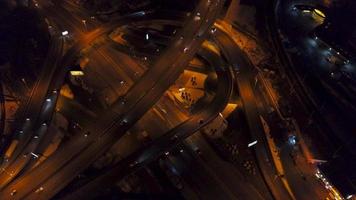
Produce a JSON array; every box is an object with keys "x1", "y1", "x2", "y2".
[
  {"x1": 214, "y1": 29, "x2": 292, "y2": 200},
  {"x1": 3, "y1": 4, "x2": 214, "y2": 197},
  {"x1": 40, "y1": 0, "x2": 100, "y2": 37},
  {"x1": 56, "y1": 95, "x2": 97, "y2": 124},
  {"x1": 61, "y1": 48, "x2": 233, "y2": 200},
  {"x1": 0, "y1": 90, "x2": 59, "y2": 188},
  {"x1": 96, "y1": 48, "x2": 134, "y2": 83},
  {"x1": 0, "y1": 118, "x2": 51, "y2": 183},
  {"x1": 62, "y1": 83, "x2": 231, "y2": 200},
  {"x1": 61, "y1": 86, "x2": 232, "y2": 200},
  {"x1": 110, "y1": 0, "x2": 219, "y2": 117},
  {"x1": 236, "y1": 55, "x2": 292, "y2": 200},
  {"x1": 154, "y1": 96, "x2": 190, "y2": 128},
  {"x1": 279, "y1": 146, "x2": 320, "y2": 200},
  {"x1": 134, "y1": 78, "x2": 229, "y2": 160},
  {"x1": 41, "y1": 0, "x2": 220, "y2": 186},
  {"x1": 28, "y1": 36, "x2": 154, "y2": 177},
  {"x1": 280, "y1": 144, "x2": 329, "y2": 199},
  {"x1": 0, "y1": 1, "x2": 225, "y2": 199},
  {"x1": 133, "y1": 53, "x2": 231, "y2": 164},
  {"x1": 138, "y1": 46, "x2": 221, "y2": 136},
  {"x1": 0, "y1": 9, "x2": 163, "y2": 197},
  {"x1": 0, "y1": 0, "x2": 96, "y2": 179},
  {"x1": 59, "y1": 0, "x2": 94, "y2": 22},
  {"x1": 185, "y1": 133, "x2": 267, "y2": 200},
  {"x1": 105, "y1": 46, "x2": 145, "y2": 81},
  {"x1": 101, "y1": 0, "x2": 221, "y2": 141},
  {"x1": 165, "y1": 146, "x2": 237, "y2": 200},
  {"x1": 54, "y1": 8, "x2": 212, "y2": 95},
  {"x1": 84, "y1": 54, "x2": 126, "y2": 93},
  {"x1": 51, "y1": 9, "x2": 195, "y2": 96},
  {"x1": 40, "y1": 4, "x2": 83, "y2": 36},
  {"x1": 252, "y1": 76, "x2": 328, "y2": 200},
  {"x1": 107, "y1": 17, "x2": 185, "y2": 59},
  {"x1": 0, "y1": 38, "x2": 63, "y2": 186},
  {"x1": 5, "y1": 38, "x2": 63, "y2": 164},
  {"x1": 88, "y1": 48, "x2": 133, "y2": 96},
  {"x1": 37, "y1": 0, "x2": 89, "y2": 36},
  {"x1": 137, "y1": 93, "x2": 190, "y2": 139},
  {"x1": 78, "y1": 0, "x2": 225, "y2": 156},
  {"x1": 134, "y1": 108, "x2": 172, "y2": 140},
  {"x1": 96, "y1": 47, "x2": 140, "y2": 84}
]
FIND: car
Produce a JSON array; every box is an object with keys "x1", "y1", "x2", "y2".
[
  {"x1": 120, "y1": 119, "x2": 128, "y2": 126},
  {"x1": 84, "y1": 131, "x2": 90, "y2": 137},
  {"x1": 120, "y1": 98, "x2": 126, "y2": 105},
  {"x1": 293, "y1": 5, "x2": 326, "y2": 19},
  {"x1": 10, "y1": 189, "x2": 17, "y2": 196},
  {"x1": 211, "y1": 27, "x2": 217, "y2": 33},
  {"x1": 196, "y1": 30, "x2": 204, "y2": 38},
  {"x1": 35, "y1": 187, "x2": 44, "y2": 193},
  {"x1": 73, "y1": 122, "x2": 83, "y2": 130},
  {"x1": 61, "y1": 30, "x2": 69, "y2": 36},
  {"x1": 194, "y1": 147, "x2": 202, "y2": 155}
]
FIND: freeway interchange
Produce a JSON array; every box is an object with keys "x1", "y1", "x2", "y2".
[{"x1": 0, "y1": 0, "x2": 313, "y2": 199}]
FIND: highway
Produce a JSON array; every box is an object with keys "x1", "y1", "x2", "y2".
[
  {"x1": 0, "y1": 0, "x2": 95, "y2": 187},
  {"x1": 172, "y1": 133, "x2": 268, "y2": 200},
  {"x1": 0, "y1": 37, "x2": 64, "y2": 189},
  {"x1": 60, "y1": 23, "x2": 287, "y2": 200},
  {"x1": 0, "y1": 0, "x2": 324, "y2": 199},
  {"x1": 0, "y1": 0, "x2": 108, "y2": 186},
  {"x1": 252, "y1": 61, "x2": 331, "y2": 199},
  {"x1": 214, "y1": 29, "x2": 293, "y2": 200},
  {"x1": 60, "y1": 45, "x2": 234, "y2": 200},
  {"x1": 0, "y1": 0, "x2": 225, "y2": 199},
  {"x1": 0, "y1": 3, "x2": 165, "y2": 190}
]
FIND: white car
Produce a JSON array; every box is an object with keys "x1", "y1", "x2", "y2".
[
  {"x1": 10, "y1": 190, "x2": 17, "y2": 196},
  {"x1": 35, "y1": 187, "x2": 44, "y2": 193}
]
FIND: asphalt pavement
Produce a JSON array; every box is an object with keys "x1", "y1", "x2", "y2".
[{"x1": 0, "y1": 0, "x2": 225, "y2": 199}]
